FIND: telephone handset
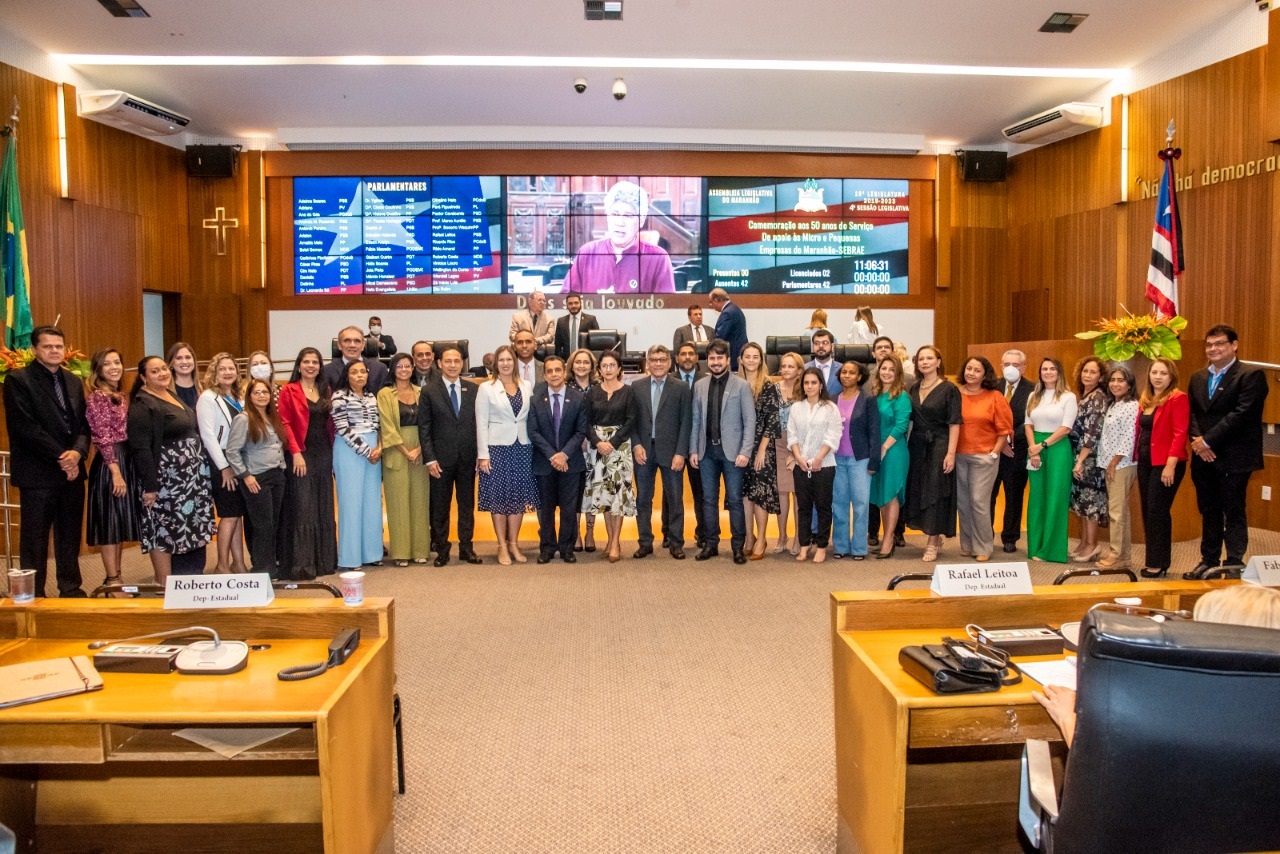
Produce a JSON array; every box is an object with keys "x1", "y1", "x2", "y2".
[{"x1": 277, "y1": 628, "x2": 361, "y2": 681}]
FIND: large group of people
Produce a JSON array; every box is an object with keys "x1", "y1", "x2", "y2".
[{"x1": 2, "y1": 314, "x2": 1270, "y2": 596}]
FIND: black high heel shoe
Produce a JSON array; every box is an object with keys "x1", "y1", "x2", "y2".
[
  {"x1": 875, "y1": 545, "x2": 896, "y2": 560},
  {"x1": 1140, "y1": 567, "x2": 1168, "y2": 578}
]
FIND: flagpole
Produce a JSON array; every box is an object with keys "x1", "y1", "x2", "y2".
[{"x1": 1, "y1": 97, "x2": 16, "y2": 138}]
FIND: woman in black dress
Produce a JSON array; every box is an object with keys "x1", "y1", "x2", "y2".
[
  {"x1": 905, "y1": 346, "x2": 962, "y2": 563},
  {"x1": 738, "y1": 342, "x2": 781, "y2": 559},
  {"x1": 128, "y1": 355, "x2": 216, "y2": 581},
  {"x1": 569, "y1": 348, "x2": 600, "y2": 552},
  {"x1": 277, "y1": 347, "x2": 337, "y2": 579},
  {"x1": 85, "y1": 348, "x2": 141, "y2": 589},
  {"x1": 584, "y1": 350, "x2": 636, "y2": 563}
]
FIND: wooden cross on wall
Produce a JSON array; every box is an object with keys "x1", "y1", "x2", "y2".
[{"x1": 202, "y1": 206, "x2": 239, "y2": 256}]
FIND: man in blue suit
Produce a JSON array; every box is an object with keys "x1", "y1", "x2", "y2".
[
  {"x1": 709, "y1": 288, "x2": 748, "y2": 371},
  {"x1": 806, "y1": 329, "x2": 844, "y2": 397},
  {"x1": 527, "y1": 356, "x2": 590, "y2": 563}
]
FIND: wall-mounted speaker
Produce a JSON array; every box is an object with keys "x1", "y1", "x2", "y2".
[
  {"x1": 185, "y1": 145, "x2": 239, "y2": 179},
  {"x1": 957, "y1": 150, "x2": 1008, "y2": 182}
]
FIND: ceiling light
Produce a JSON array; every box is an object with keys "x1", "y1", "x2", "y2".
[
  {"x1": 1039, "y1": 13, "x2": 1088, "y2": 34},
  {"x1": 97, "y1": 0, "x2": 150, "y2": 18}
]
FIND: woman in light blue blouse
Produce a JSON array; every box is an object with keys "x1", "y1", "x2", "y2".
[{"x1": 331, "y1": 361, "x2": 383, "y2": 570}]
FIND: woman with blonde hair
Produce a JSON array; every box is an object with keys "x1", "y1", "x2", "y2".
[
  {"x1": 195, "y1": 352, "x2": 247, "y2": 573},
  {"x1": 165, "y1": 341, "x2": 202, "y2": 410},
  {"x1": 378, "y1": 352, "x2": 430, "y2": 566},
  {"x1": 1136, "y1": 357, "x2": 1189, "y2": 577},
  {"x1": 738, "y1": 342, "x2": 781, "y2": 559},
  {"x1": 772, "y1": 351, "x2": 806, "y2": 554},
  {"x1": 477, "y1": 344, "x2": 540, "y2": 564},
  {"x1": 849, "y1": 306, "x2": 884, "y2": 347}
]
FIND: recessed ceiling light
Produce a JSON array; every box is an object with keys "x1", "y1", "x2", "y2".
[
  {"x1": 97, "y1": 0, "x2": 150, "y2": 18},
  {"x1": 1039, "y1": 12, "x2": 1088, "y2": 34}
]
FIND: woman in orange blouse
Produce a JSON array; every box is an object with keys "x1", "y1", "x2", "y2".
[{"x1": 955, "y1": 356, "x2": 1014, "y2": 561}]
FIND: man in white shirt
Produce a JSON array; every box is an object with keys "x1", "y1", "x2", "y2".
[
  {"x1": 806, "y1": 330, "x2": 844, "y2": 397},
  {"x1": 554, "y1": 293, "x2": 599, "y2": 360},
  {"x1": 510, "y1": 290, "x2": 555, "y2": 346},
  {"x1": 513, "y1": 330, "x2": 544, "y2": 385}
]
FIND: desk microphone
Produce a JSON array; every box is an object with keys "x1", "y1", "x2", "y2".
[{"x1": 88, "y1": 626, "x2": 249, "y2": 675}]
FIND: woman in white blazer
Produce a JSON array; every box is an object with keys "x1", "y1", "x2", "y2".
[
  {"x1": 475, "y1": 344, "x2": 540, "y2": 565},
  {"x1": 195, "y1": 352, "x2": 248, "y2": 573}
]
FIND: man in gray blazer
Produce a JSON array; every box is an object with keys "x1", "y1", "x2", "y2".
[
  {"x1": 631, "y1": 345, "x2": 693, "y2": 560},
  {"x1": 672, "y1": 305, "x2": 713, "y2": 351},
  {"x1": 689, "y1": 339, "x2": 756, "y2": 564}
]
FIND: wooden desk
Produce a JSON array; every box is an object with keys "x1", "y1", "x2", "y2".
[
  {"x1": 830, "y1": 581, "x2": 1235, "y2": 854},
  {"x1": 0, "y1": 598, "x2": 396, "y2": 854}
]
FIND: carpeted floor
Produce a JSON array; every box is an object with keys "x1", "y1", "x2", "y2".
[{"x1": 90, "y1": 524, "x2": 1280, "y2": 853}]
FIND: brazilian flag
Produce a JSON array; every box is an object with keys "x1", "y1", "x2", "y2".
[{"x1": 1, "y1": 135, "x2": 33, "y2": 349}]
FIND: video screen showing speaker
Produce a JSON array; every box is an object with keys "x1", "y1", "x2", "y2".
[
  {"x1": 505, "y1": 175, "x2": 706, "y2": 295},
  {"x1": 294, "y1": 176, "x2": 503, "y2": 295},
  {"x1": 706, "y1": 178, "x2": 909, "y2": 295}
]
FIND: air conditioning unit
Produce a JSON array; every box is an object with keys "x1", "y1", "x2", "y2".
[
  {"x1": 1002, "y1": 102, "x2": 1103, "y2": 145},
  {"x1": 77, "y1": 90, "x2": 190, "y2": 136}
]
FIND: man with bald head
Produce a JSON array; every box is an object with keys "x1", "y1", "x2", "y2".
[{"x1": 510, "y1": 289, "x2": 555, "y2": 347}]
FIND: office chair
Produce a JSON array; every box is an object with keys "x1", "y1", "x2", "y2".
[
  {"x1": 1021, "y1": 609, "x2": 1280, "y2": 854},
  {"x1": 765, "y1": 335, "x2": 810, "y2": 374},
  {"x1": 431, "y1": 339, "x2": 470, "y2": 372},
  {"x1": 833, "y1": 343, "x2": 874, "y2": 378},
  {"x1": 584, "y1": 330, "x2": 627, "y2": 363}
]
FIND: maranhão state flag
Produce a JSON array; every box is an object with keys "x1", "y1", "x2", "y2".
[{"x1": 1144, "y1": 149, "x2": 1183, "y2": 319}]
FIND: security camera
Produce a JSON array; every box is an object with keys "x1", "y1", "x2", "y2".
[
  {"x1": 612, "y1": 78, "x2": 626, "y2": 101},
  {"x1": 574, "y1": 77, "x2": 587, "y2": 94}
]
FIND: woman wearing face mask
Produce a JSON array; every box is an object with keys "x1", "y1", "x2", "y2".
[
  {"x1": 195, "y1": 353, "x2": 248, "y2": 574},
  {"x1": 1024, "y1": 358, "x2": 1078, "y2": 563},
  {"x1": 1135, "y1": 358, "x2": 1189, "y2": 578},
  {"x1": 85, "y1": 348, "x2": 141, "y2": 591},
  {"x1": 246, "y1": 350, "x2": 279, "y2": 402}
]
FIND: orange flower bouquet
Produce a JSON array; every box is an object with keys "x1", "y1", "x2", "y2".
[
  {"x1": 0, "y1": 345, "x2": 91, "y2": 383},
  {"x1": 1075, "y1": 311, "x2": 1187, "y2": 362}
]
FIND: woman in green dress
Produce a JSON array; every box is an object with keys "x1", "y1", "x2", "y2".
[
  {"x1": 869, "y1": 356, "x2": 911, "y2": 559},
  {"x1": 1024, "y1": 358, "x2": 1078, "y2": 563}
]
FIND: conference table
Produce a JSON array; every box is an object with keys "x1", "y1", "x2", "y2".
[
  {"x1": 830, "y1": 580, "x2": 1235, "y2": 854},
  {"x1": 0, "y1": 597, "x2": 396, "y2": 854}
]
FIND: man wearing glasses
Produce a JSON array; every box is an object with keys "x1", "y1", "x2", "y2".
[
  {"x1": 1185, "y1": 325, "x2": 1269, "y2": 578},
  {"x1": 630, "y1": 345, "x2": 693, "y2": 559}
]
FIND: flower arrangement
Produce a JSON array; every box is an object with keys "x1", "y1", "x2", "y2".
[
  {"x1": 1075, "y1": 311, "x2": 1187, "y2": 361},
  {"x1": 0, "y1": 345, "x2": 91, "y2": 383}
]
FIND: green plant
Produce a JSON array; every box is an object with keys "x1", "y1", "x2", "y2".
[{"x1": 1075, "y1": 312, "x2": 1187, "y2": 361}]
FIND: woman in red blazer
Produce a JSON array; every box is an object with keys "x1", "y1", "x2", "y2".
[
  {"x1": 277, "y1": 347, "x2": 338, "y2": 579},
  {"x1": 1135, "y1": 357, "x2": 1189, "y2": 577}
]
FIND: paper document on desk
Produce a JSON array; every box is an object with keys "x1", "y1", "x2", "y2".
[
  {"x1": 174, "y1": 726, "x2": 299, "y2": 758},
  {"x1": 0, "y1": 655, "x2": 104, "y2": 709},
  {"x1": 1019, "y1": 657, "x2": 1077, "y2": 690}
]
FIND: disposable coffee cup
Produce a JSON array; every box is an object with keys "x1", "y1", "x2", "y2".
[
  {"x1": 339, "y1": 571, "x2": 365, "y2": 606},
  {"x1": 7, "y1": 569, "x2": 36, "y2": 604}
]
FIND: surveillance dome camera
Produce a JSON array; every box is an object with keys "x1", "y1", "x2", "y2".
[
  {"x1": 612, "y1": 78, "x2": 627, "y2": 101},
  {"x1": 574, "y1": 77, "x2": 588, "y2": 94}
]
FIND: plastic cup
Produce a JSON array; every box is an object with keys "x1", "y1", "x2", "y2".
[
  {"x1": 339, "y1": 571, "x2": 365, "y2": 606},
  {"x1": 7, "y1": 569, "x2": 36, "y2": 604}
]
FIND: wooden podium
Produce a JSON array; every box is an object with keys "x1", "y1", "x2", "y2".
[{"x1": 0, "y1": 598, "x2": 396, "y2": 854}]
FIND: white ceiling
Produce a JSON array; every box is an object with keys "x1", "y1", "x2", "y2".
[{"x1": 0, "y1": 0, "x2": 1260, "y2": 150}]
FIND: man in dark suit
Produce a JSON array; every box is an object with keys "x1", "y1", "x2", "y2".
[
  {"x1": 672, "y1": 305, "x2": 712, "y2": 351},
  {"x1": 323, "y1": 325, "x2": 389, "y2": 391},
  {"x1": 553, "y1": 293, "x2": 599, "y2": 360},
  {"x1": 709, "y1": 288, "x2": 748, "y2": 370},
  {"x1": 410, "y1": 340, "x2": 440, "y2": 388},
  {"x1": 631, "y1": 344, "x2": 693, "y2": 559},
  {"x1": 674, "y1": 342, "x2": 709, "y2": 547},
  {"x1": 365, "y1": 315, "x2": 397, "y2": 365},
  {"x1": 527, "y1": 356, "x2": 589, "y2": 563},
  {"x1": 2, "y1": 326, "x2": 91, "y2": 597},
  {"x1": 418, "y1": 348, "x2": 483, "y2": 567},
  {"x1": 806, "y1": 329, "x2": 845, "y2": 397},
  {"x1": 1185, "y1": 324, "x2": 1270, "y2": 578},
  {"x1": 991, "y1": 348, "x2": 1033, "y2": 552}
]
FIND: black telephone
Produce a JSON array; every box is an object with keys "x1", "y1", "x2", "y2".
[{"x1": 277, "y1": 628, "x2": 361, "y2": 681}]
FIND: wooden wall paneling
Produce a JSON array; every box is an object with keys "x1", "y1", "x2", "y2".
[
  {"x1": 1247, "y1": 455, "x2": 1280, "y2": 532},
  {"x1": 936, "y1": 156, "x2": 952, "y2": 289},
  {"x1": 1269, "y1": 9, "x2": 1280, "y2": 143},
  {"x1": 1049, "y1": 207, "x2": 1119, "y2": 341},
  {"x1": 240, "y1": 289, "x2": 269, "y2": 355},
  {"x1": 73, "y1": 205, "x2": 144, "y2": 362},
  {"x1": 178, "y1": 293, "x2": 243, "y2": 360},
  {"x1": 934, "y1": 227, "x2": 1007, "y2": 361},
  {"x1": 187, "y1": 168, "x2": 250, "y2": 296}
]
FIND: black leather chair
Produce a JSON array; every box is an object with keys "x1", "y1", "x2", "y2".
[
  {"x1": 584, "y1": 329, "x2": 627, "y2": 364},
  {"x1": 1021, "y1": 608, "x2": 1280, "y2": 854},
  {"x1": 431, "y1": 339, "x2": 470, "y2": 372},
  {"x1": 765, "y1": 335, "x2": 810, "y2": 374},
  {"x1": 834, "y1": 343, "x2": 874, "y2": 375}
]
